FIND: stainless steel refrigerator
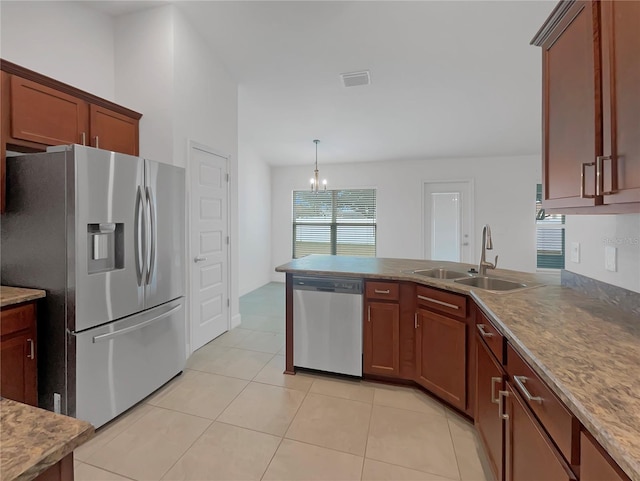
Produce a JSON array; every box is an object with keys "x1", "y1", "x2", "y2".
[{"x1": 1, "y1": 144, "x2": 186, "y2": 428}]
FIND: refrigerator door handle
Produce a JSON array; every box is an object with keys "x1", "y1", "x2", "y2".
[
  {"x1": 134, "y1": 185, "x2": 145, "y2": 286},
  {"x1": 145, "y1": 186, "x2": 156, "y2": 285},
  {"x1": 92, "y1": 304, "x2": 181, "y2": 343}
]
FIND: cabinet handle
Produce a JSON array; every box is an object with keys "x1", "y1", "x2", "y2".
[
  {"x1": 477, "y1": 324, "x2": 494, "y2": 338},
  {"x1": 414, "y1": 312, "x2": 419, "y2": 329},
  {"x1": 368, "y1": 305, "x2": 371, "y2": 323},
  {"x1": 498, "y1": 390, "x2": 509, "y2": 420},
  {"x1": 417, "y1": 295, "x2": 459, "y2": 310},
  {"x1": 513, "y1": 375, "x2": 543, "y2": 404},
  {"x1": 81, "y1": 132, "x2": 86, "y2": 146},
  {"x1": 596, "y1": 155, "x2": 616, "y2": 195},
  {"x1": 491, "y1": 377, "x2": 501, "y2": 404},
  {"x1": 580, "y1": 162, "x2": 596, "y2": 198},
  {"x1": 94, "y1": 136, "x2": 100, "y2": 149},
  {"x1": 374, "y1": 289, "x2": 390, "y2": 294},
  {"x1": 27, "y1": 339, "x2": 35, "y2": 359}
]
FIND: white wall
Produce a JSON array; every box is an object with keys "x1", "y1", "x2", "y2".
[
  {"x1": 238, "y1": 139, "x2": 272, "y2": 296},
  {"x1": 271, "y1": 155, "x2": 540, "y2": 282},
  {"x1": 114, "y1": 6, "x2": 175, "y2": 164},
  {"x1": 171, "y1": 7, "x2": 240, "y2": 323},
  {"x1": 0, "y1": 1, "x2": 115, "y2": 100},
  {"x1": 565, "y1": 214, "x2": 640, "y2": 293}
]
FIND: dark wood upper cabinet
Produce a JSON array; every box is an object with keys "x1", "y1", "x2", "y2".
[
  {"x1": 9, "y1": 75, "x2": 89, "y2": 147},
  {"x1": 600, "y1": 0, "x2": 640, "y2": 205},
  {"x1": 533, "y1": 0, "x2": 639, "y2": 213},
  {"x1": 90, "y1": 104, "x2": 139, "y2": 156},
  {"x1": 0, "y1": 59, "x2": 142, "y2": 214}
]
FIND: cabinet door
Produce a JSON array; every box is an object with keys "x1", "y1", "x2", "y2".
[
  {"x1": 9, "y1": 75, "x2": 88, "y2": 147},
  {"x1": 600, "y1": 0, "x2": 640, "y2": 205},
  {"x1": 415, "y1": 308, "x2": 466, "y2": 410},
  {"x1": 0, "y1": 330, "x2": 37, "y2": 406},
  {"x1": 90, "y1": 104, "x2": 139, "y2": 156},
  {"x1": 363, "y1": 301, "x2": 399, "y2": 377},
  {"x1": 580, "y1": 431, "x2": 631, "y2": 481},
  {"x1": 504, "y1": 383, "x2": 577, "y2": 481},
  {"x1": 541, "y1": 1, "x2": 602, "y2": 208},
  {"x1": 475, "y1": 337, "x2": 504, "y2": 481}
]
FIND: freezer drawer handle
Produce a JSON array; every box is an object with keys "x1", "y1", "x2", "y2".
[{"x1": 92, "y1": 304, "x2": 181, "y2": 343}]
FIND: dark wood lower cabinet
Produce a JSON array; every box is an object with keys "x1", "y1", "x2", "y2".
[
  {"x1": 363, "y1": 301, "x2": 400, "y2": 377},
  {"x1": 504, "y1": 383, "x2": 577, "y2": 481},
  {"x1": 415, "y1": 307, "x2": 466, "y2": 410},
  {"x1": 580, "y1": 431, "x2": 631, "y2": 481},
  {"x1": 475, "y1": 335, "x2": 504, "y2": 481},
  {"x1": 0, "y1": 302, "x2": 38, "y2": 406},
  {"x1": 35, "y1": 453, "x2": 74, "y2": 481}
]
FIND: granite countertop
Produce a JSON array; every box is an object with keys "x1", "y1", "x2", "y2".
[
  {"x1": 473, "y1": 287, "x2": 640, "y2": 481},
  {"x1": 276, "y1": 255, "x2": 639, "y2": 481},
  {"x1": 0, "y1": 398, "x2": 94, "y2": 481},
  {"x1": 275, "y1": 255, "x2": 558, "y2": 293},
  {"x1": 0, "y1": 286, "x2": 46, "y2": 308}
]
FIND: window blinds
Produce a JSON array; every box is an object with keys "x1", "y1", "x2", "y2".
[{"x1": 292, "y1": 189, "x2": 376, "y2": 258}]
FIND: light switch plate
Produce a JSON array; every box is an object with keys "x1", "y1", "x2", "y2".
[
  {"x1": 605, "y1": 245, "x2": 617, "y2": 272},
  {"x1": 570, "y1": 242, "x2": 580, "y2": 263}
]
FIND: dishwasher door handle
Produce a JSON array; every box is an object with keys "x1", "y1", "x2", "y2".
[{"x1": 316, "y1": 287, "x2": 336, "y2": 292}]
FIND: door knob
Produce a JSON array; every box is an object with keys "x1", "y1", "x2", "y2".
[{"x1": 194, "y1": 255, "x2": 207, "y2": 263}]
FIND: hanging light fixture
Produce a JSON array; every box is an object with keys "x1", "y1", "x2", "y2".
[{"x1": 309, "y1": 139, "x2": 327, "y2": 192}]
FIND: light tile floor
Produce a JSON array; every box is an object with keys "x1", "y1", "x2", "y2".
[{"x1": 74, "y1": 282, "x2": 493, "y2": 481}]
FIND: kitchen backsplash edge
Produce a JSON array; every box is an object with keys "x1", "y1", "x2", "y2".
[{"x1": 561, "y1": 270, "x2": 640, "y2": 317}]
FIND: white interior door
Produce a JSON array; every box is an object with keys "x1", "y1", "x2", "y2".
[
  {"x1": 189, "y1": 142, "x2": 229, "y2": 352},
  {"x1": 423, "y1": 181, "x2": 474, "y2": 263}
]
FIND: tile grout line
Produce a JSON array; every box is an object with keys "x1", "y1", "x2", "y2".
[
  {"x1": 259, "y1": 369, "x2": 312, "y2": 481},
  {"x1": 74, "y1": 459, "x2": 136, "y2": 480},
  {"x1": 445, "y1": 415, "x2": 465, "y2": 481},
  {"x1": 359, "y1": 392, "x2": 376, "y2": 480}
]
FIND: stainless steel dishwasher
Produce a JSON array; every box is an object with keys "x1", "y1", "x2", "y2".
[{"x1": 293, "y1": 275, "x2": 363, "y2": 377}]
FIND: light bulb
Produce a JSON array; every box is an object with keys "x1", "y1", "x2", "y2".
[
  {"x1": 322, "y1": 179, "x2": 327, "y2": 185},
  {"x1": 310, "y1": 178, "x2": 315, "y2": 185}
]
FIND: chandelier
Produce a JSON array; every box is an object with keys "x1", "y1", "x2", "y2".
[{"x1": 310, "y1": 139, "x2": 327, "y2": 192}]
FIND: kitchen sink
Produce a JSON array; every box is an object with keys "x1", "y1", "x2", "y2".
[
  {"x1": 454, "y1": 276, "x2": 529, "y2": 291},
  {"x1": 411, "y1": 268, "x2": 474, "y2": 279}
]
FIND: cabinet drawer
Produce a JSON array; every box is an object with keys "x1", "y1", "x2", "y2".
[
  {"x1": 366, "y1": 281, "x2": 399, "y2": 301},
  {"x1": 506, "y1": 343, "x2": 579, "y2": 466},
  {"x1": 476, "y1": 309, "x2": 504, "y2": 364},
  {"x1": 416, "y1": 285, "x2": 466, "y2": 319},
  {"x1": 1, "y1": 302, "x2": 36, "y2": 337}
]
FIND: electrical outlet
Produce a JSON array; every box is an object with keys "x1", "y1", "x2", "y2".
[
  {"x1": 570, "y1": 242, "x2": 580, "y2": 263},
  {"x1": 605, "y1": 246, "x2": 617, "y2": 272}
]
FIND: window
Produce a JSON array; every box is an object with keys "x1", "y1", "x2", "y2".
[
  {"x1": 536, "y1": 184, "x2": 565, "y2": 269},
  {"x1": 292, "y1": 189, "x2": 376, "y2": 258}
]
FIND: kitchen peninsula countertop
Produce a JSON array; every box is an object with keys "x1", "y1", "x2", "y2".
[
  {"x1": 0, "y1": 398, "x2": 94, "y2": 481},
  {"x1": 0, "y1": 286, "x2": 46, "y2": 308},
  {"x1": 276, "y1": 255, "x2": 640, "y2": 481}
]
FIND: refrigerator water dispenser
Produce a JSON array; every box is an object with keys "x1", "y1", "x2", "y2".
[{"x1": 87, "y1": 223, "x2": 124, "y2": 273}]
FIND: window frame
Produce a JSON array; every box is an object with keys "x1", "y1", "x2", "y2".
[{"x1": 292, "y1": 189, "x2": 377, "y2": 259}]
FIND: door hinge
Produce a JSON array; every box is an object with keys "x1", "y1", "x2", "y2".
[
  {"x1": 227, "y1": 298, "x2": 230, "y2": 308},
  {"x1": 226, "y1": 173, "x2": 230, "y2": 182},
  {"x1": 226, "y1": 236, "x2": 230, "y2": 245}
]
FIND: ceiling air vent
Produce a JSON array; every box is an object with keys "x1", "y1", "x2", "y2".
[{"x1": 340, "y1": 70, "x2": 370, "y2": 88}]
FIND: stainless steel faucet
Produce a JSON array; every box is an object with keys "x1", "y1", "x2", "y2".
[{"x1": 479, "y1": 224, "x2": 498, "y2": 276}]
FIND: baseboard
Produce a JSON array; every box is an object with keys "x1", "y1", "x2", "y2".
[{"x1": 231, "y1": 313, "x2": 242, "y2": 329}]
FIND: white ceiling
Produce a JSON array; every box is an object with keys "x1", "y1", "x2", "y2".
[{"x1": 96, "y1": 1, "x2": 556, "y2": 167}]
